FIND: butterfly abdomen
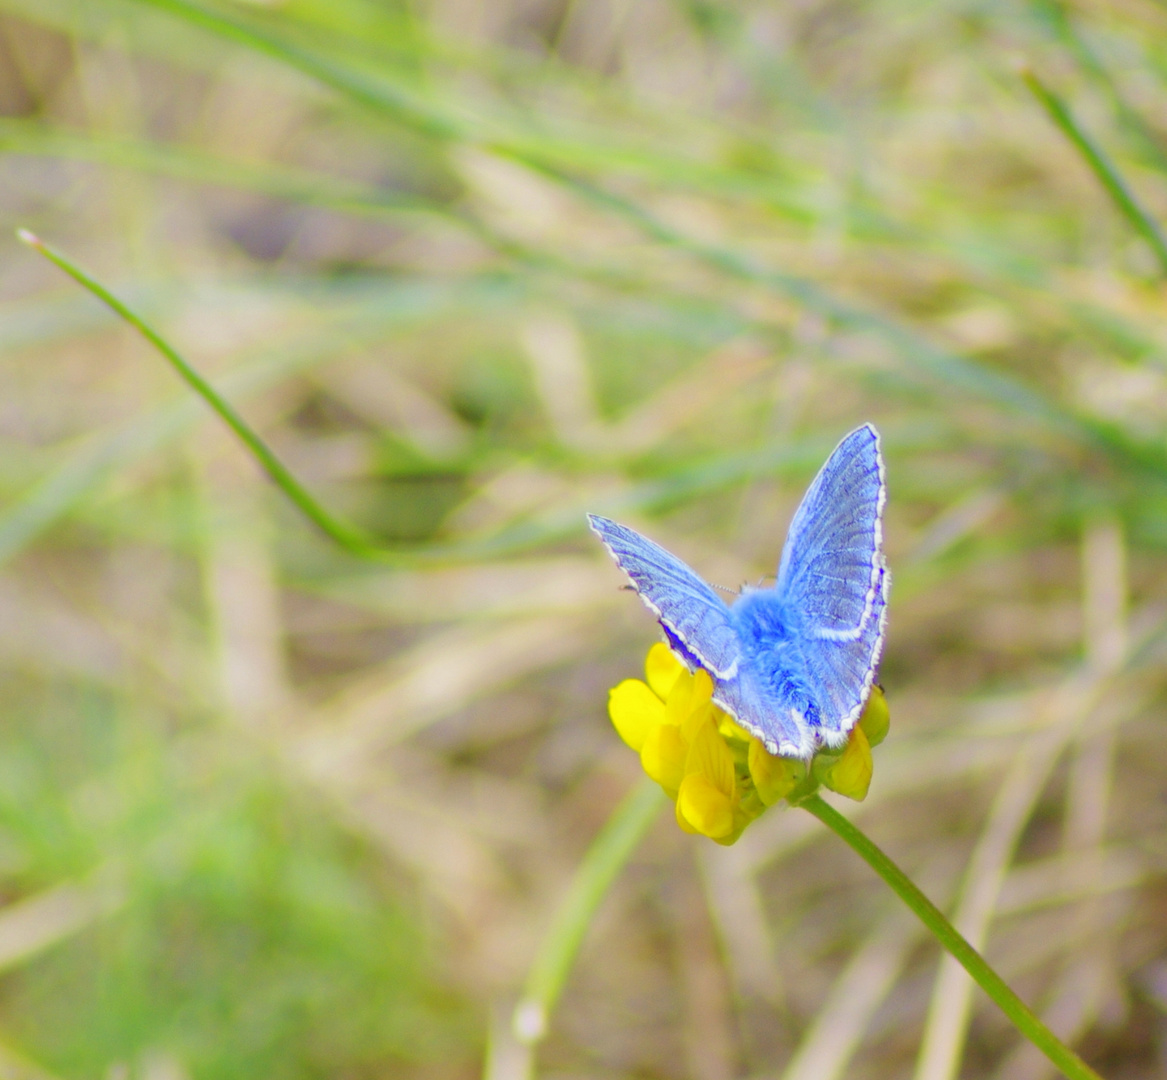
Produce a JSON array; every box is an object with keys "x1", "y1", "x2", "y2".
[{"x1": 729, "y1": 589, "x2": 824, "y2": 731}]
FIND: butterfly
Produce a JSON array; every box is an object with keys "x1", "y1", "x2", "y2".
[{"x1": 589, "y1": 424, "x2": 888, "y2": 760}]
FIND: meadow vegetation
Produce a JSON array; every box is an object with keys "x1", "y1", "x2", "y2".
[{"x1": 1, "y1": 0, "x2": 1167, "y2": 1077}]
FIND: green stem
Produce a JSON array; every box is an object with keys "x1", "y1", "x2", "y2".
[
  {"x1": 1021, "y1": 66, "x2": 1167, "y2": 277},
  {"x1": 801, "y1": 795, "x2": 1104, "y2": 1080},
  {"x1": 513, "y1": 778, "x2": 665, "y2": 1046},
  {"x1": 17, "y1": 229, "x2": 393, "y2": 560}
]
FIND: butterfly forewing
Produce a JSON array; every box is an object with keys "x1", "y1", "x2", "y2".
[
  {"x1": 587, "y1": 515, "x2": 741, "y2": 679},
  {"x1": 774, "y1": 425, "x2": 888, "y2": 738},
  {"x1": 775, "y1": 425, "x2": 886, "y2": 642}
]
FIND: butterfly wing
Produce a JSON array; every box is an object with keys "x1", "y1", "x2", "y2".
[
  {"x1": 774, "y1": 424, "x2": 888, "y2": 739},
  {"x1": 588, "y1": 514, "x2": 741, "y2": 679},
  {"x1": 711, "y1": 660, "x2": 815, "y2": 758}
]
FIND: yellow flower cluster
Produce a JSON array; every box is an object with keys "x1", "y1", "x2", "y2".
[{"x1": 608, "y1": 643, "x2": 889, "y2": 845}]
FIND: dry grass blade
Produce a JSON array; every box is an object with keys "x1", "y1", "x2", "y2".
[
  {"x1": 0, "y1": 874, "x2": 125, "y2": 973},
  {"x1": 296, "y1": 613, "x2": 602, "y2": 773},
  {"x1": 780, "y1": 903, "x2": 922, "y2": 1080}
]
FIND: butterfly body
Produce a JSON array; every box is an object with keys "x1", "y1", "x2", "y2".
[{"x1": 589, "y1": 424, "x2": 887, "y2": 760}]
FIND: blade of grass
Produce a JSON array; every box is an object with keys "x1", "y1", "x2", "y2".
[
  {"x1": 7, "y1": 231, "x2": 819, "y2": 569},
  {"x1": 914, "y1": 724, "x2": 1069, "y2": 1080},
  {"x1": 1021, "y1": 64, "x2": 1167, "y2": 276},
  {"x1": 1030, "y1": 0, "x2": 1167, "y2": 176},
  {"x1": 780, "y1": 902, "x2": 921, "y2": 1080},
  {"x1": 17, "y1": 229, "x2": 398, "y2": 561},
  {"x1": 132, "y1": 0, "x2": 463, "y2": 141},
  {"x1": 512, "y1": 777, "x2": 665, "y2": 1048},
  {"x1": 17, "y1": 231, "x2": 735, "y2": 569},
  {"x1": 126, "y1": 0, "x2": 820, "y2": 216},
  {"x1": 0, "y1": 292, "x2": 441, "y2": 567},
  {"x1": 0, "y1": 119, "x2": 449, "y2": 224}
]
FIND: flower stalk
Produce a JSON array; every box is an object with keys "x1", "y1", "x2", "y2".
[
  {"x1": 517, "y1": 776, "x2": 1105, "y2": 1080},
  {"x1": 548, "y1": 645, "x2": 1106, "y2": 1080},
  {"x1": 801, "y1": 794, "x2": 1104, "y2": 1080}
]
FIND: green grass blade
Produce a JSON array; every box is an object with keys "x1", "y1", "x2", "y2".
[
  {"x1": 531, "y1": 161, "x2": 1167, "y2": 476},
  {"x1": 0, "y1": 119, "x2": 452, "y2": 225},
  {"x1": 1021, "y1": 65, "x2": 1167, "y2": 276},
  {"x1": 131, "y1": 0, "x2": 464, "y2": 141},
  {"x1": 0, "y1": 273, "x2": 529, "y2": 568},
  {"x1": 1030, "y1": 0, "x2": 1167, "y2": 175},
  {"x1": 514, "y1": 778, "x2": 665, "y2": 1047},
  {"x1": 17, "y1": 229, "x2": 392, "y2": 560}
]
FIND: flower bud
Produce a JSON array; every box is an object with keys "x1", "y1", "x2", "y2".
[
  {"x1": 858, "y1": 685, "x2": 890, "y2": 747},
  {"x1": 748, "y1": 739, "x2": 806, "y2": 806},
  {"x1": 815, "y1": 724, "x2": 873, "y2": 801}
]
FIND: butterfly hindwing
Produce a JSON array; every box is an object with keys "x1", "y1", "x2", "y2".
[
  {"x1": 711, "y1": 664, "x2": 811, "y2": 758},
  {"x1": 587, "y1": 515, "x2": 741, "y2": 679}
]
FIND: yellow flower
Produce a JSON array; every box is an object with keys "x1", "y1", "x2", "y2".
[{"x1": 606, "y1": 644, "x2": 889, "y2": 843}]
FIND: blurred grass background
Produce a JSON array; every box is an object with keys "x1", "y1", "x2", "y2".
[{"x1": 1, "y1": 0, "x2": 1167, "y2": 1077}]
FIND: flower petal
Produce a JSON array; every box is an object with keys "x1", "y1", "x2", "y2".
[
  {"x1": 677, "y1": 773, "x2": 735, "y2": 838},
  {"x1": 664, "y1": 671, "x2": 693, "y2": 725},
  {"x1": 645, "y1": 642, "x2": 685, "y2": 700},
  {"x1": 675, "y1": 795, "x2": 700, "y2": 834},
  {"x1": 684, "y1": 718, "x2": 737, "y2": 799},
  {"x1": 640, "y1": 722, "x2": 688, "y2": 797},
  {"x1": 608, "y1": 679, "x2": 666, "y2": 752},
  {"x1": 669, "y1": 668, "x2": 715, "y2": 742},
  {"x1": 718, "y1": 714, "x2": 753, "y2": 744}
]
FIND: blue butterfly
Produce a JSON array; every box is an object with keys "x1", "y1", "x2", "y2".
[{"x1": 589, "y1": 424, "x2": 888, "y2": 760}]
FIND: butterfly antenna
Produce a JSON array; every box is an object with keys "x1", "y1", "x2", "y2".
[{"x1": 710, "y1": 582, "x2": 739, "y2": 596}]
